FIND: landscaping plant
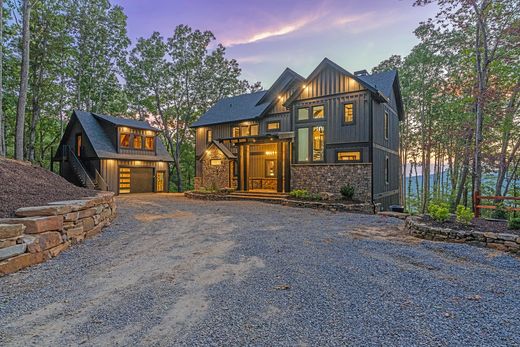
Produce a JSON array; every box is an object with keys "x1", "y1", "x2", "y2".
[
  {"x1": 340, "y1": 184, "x2": 355, "y2": 200},
  {"x1": 509, "y1": 217, "x2": 520, "y2": 230},
  {"x1": 491, "y1": 202, "x2": 508, "y2": 220},
  {"x1": 428, "y1": 202, "x2": 450, "y2": 222},
  {"x1": 455, "y1": 205, "x2": 473, "y2": 225},
  {"x1": 289, "y1": 189, "x2": 321, "y2": 201}
]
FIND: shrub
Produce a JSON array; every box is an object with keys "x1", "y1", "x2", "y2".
[
  {"x1": 455, "y1": 205, "x2": 473, "y2": 225},
  {"x1": 509, "y1": 217, "x2": 520, "y2": 230},
  {"x1": 428, "y1": 202, "x2": 450, "y2": 222},
  {"x1": 289, "y1": 189, "x2": 321, "y2": 201},
  {"x1": 491, "y1": 202, "x2": 508, "y2": 220},
  {"x1": 340, "y1": 184, "x2": 355, "y2": 200}
]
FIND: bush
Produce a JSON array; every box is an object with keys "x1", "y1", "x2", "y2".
[
  {"x1": 455, "y1": 205, "x2": 473, "y2": 225},
  {"x1": 428, "y1": 202, "x2": 450, "y2": 222},
  {"x1": 491, "y1": 202, "x2": 508, "y2": 220},
  {"x1": 289, "y1": 189, "x2": 321, "y2": 201},
  {"x1": 509, "y1": 217, "x2": 520, "y2": 230},
  {"x1": 340, "y1": 184, "x2": 355, "y2": 200}
]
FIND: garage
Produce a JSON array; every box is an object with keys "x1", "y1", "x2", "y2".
[{"x1": 119, "y1": 167, "x2": 154, "y2": 193}]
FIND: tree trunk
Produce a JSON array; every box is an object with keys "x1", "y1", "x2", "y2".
[
  {"x1": 0, "y1": 0, "x2": 5, "y2": 157},
  {"x1": 455, "y1": 131, "x2": 473, "y2": 208},
  {"x1": 15, "y1": 0, "x2": 31, "y2": 160}
]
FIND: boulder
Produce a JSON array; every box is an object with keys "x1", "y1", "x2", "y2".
[
  {"x1": 0, "y1": 237, "x2": 20, "y2": 249},
  {"x1": 78, "y1": 208, "x2": 96, "y2": 219},
  {"x1": 63, "y1": 212, "x2": 79, "y2": 222},
  {"x1": 80, "y1": 217, "x2": 95, "y2": 232},
  {"x1": 0, "y1": 223, "x2": 26, "y2": 239},
  {"x1": 47, "y1": 242, "x2": 70, "y2": 258},
  {"x1": 20, "y1": 235, "x2": 41, "y2": 254},
  {"x1": 0, "y1": 252, "x2": 47, "y2": 276},
  {"x1": 0, "y1": 243, "x2": 27, "y2": 261},
  {"x1": 65, "y1": 226, "x2": 85, "y2": 244},
  {"x1": 0, "y1": 216, "x2": 63, "y2": 234},
  {"x1": 319, "y1": 192, "x2": 335, "y2": 201},
  {"x1": 15, "y1": 205, "x2": 72, "y2": 217},
  {"x1": 36, "y1": 232, "x2": 63, "y2": 251}
]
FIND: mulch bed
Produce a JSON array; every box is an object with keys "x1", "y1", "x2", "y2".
[
  {"x1": 420, "y1": 215, "x2": 519, "y2": 236},
  {"x1": 0, "y1": 158, "x2": 97, "y2": 218}
]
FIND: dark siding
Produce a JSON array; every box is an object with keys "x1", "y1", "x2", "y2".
[
  {"x1": 259, "y1": 112, "x2": 291, "y2": 134},
  {"x1": 100, "y1": 159, "x2": 169, "y2": 194},
  {"x1": 296, "y1": 67, "x2": 364, "y2": 100},
  {"x1": 372, "y1": 147, "x2": 399, "y2": 209}
]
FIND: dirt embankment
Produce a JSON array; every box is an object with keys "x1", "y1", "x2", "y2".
[{"x1": 0, "y1": 158, "x2": 97, "y2": 218}]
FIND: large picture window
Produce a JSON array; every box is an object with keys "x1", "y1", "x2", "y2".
[
  {"x1": 312, "y1": 126, "x2": 325, "y2": 161},
  {"x1": 344, "y1": 103, "x2": 354, "y2": 124},
  {"x1": 297, "y1": 128, "x2": 309, "y2": 162},
  {"x1": 312, "y1": 105, "x2": 324, "y2": 119},
  {"x1": 298, "y1": 108, "x2": 309, "y2": 121}
]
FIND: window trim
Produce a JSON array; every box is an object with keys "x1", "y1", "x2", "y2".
[
  {"x1": 342, "y1": 102, "x2": 355, "y2": 126},
  {"x1": 311, "y1": 105, "x2": 325, "y2": 120},
  {"x1": 335, "y1": 149, "x2": 362, "y2": 163},
  {"x1": 296, "y1": 107, "x2": 310, "y2": 122},
  {"x1": 312, "y1": 125, "x2": 325, "y2": 162},
  {"x1": 297, "y1": 127, "x2": 310, "y2": 163},
  {"x1": 266, "y1": 121, "x2": 281, "y2": 132}
]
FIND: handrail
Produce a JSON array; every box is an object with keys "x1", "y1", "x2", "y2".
[
  {"x1": 65, "y1": 145, "x2": 96, "y2": 190},
  {"x1": 95, "y1": 169, "x2": 109, "y2": 191},
  {"x1": 473, "y1": 191, "x2": 520, "y2": 218}
]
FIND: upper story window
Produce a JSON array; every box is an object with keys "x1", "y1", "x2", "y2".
[
  {"x1": 267, "y1": 121, "x2": 280, "y2": 131},
  {"x1": 384, "y1": 111, "x2": 389, "y2": 140},
  {"x1": 312, "y1": 105, "x2": 324, "y2": 119},
  {"x1": 206, "y1": 129, "x2": 213, "y2": 144},
  {"x1": 240, "y1": 125, "x2": 250, "y2": 137},
  {"x1": 344, "y1": 103, "x2": 354, "y2": 124},
  {"x1": 120, "y1": 133, "x2": 131, "y2": 147},
  {"x1": 250, "y1": 124, "x2": 259, "y2": 136},
  {"x1": 120, "y1": 127, "x2": 155, "y2": 150},
  {"x1": 297, "y1": 108, "x2": 309, "y2": 121},
  {"x1": 232, "y1": 127, "x2": 240, "y2": 137},
  {"x1": 145, "y1": 136, "x2": 154, "y2": 150},
  {"x1": 133, "y1": 135, "x2": 143, "y2": 149}
]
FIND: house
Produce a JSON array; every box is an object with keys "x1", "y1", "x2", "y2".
[
  {"x1": 191, "y1": 58, "x2": 404, "y2": 210},
  {"x1": 53, "y1": 111, "x2": 174, "y2": 194}
]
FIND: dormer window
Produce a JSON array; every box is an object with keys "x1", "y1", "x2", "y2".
[
  {"x1": 133, "y1": 135, "x2": 143, "y2": 149},
  {"x1": 120, "y1": 133, "x2": 131, "y2": 147},
  {"x1": 145, "y1": 136, "x2": 154, "y2": 150}
]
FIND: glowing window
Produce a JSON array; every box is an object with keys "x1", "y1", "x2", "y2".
[
  {"x1": 133, "y1": 135, "x2": 142, "y2": 149},
  {"x1": 232, "y1": 127, "x2": 240, "y2": 137},
  {"x1": 145, "y1": 137, "x2": 154, "y2": 150},
  {"x1": 206, "y1": 129, "x2": 213, "y2": 143},
  {"x1": 337, "y1": 151, "x2": 361, "y2": 162},
  {"x1": 267, "y1": 121, "x2": 280, "y2": 131},
  {"x1": 312, "y1": 105, "x2": 324, "y2": 119},
  {"x1": 265, "y1": 159, "x2": 276, "y2": 177},
  {"x1": 240, "y1": 125, "x2": 250, "y2": 137},
  {"x1": 119, "y1": 167, "x2": 131, "y2": 194},
  {"x1": 344, "y1": 104, "x2": 354, "y2": 124},
  {"x1": 250, "y1": 124, "x2": 259, "y2": 136},
  {"x1": 120, "y1": 133, "x2": 130, "y2": 147},
  {"x1": 210, "y1": 159, "x2": 222, "y2": 166},
  {"x1": 313, "y1": 126, "x2": 325, "y2": 161}
]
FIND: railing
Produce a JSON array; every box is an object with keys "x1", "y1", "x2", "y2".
[
  {"x1": 65, "y1": 145, "x2": 96, "y2": 190},
  {"x1": 95, "y1": 169, "x2": 109, "y2": 191},
  {"x1": 473, "y1": 191, "x2": 520, "y2": 218}
]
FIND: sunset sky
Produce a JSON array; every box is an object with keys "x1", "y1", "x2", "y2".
[{"x1": 112, "y1": 0, "x2": 438, "y2": 86}]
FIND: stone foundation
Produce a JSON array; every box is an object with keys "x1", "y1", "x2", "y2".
[
  {"x1": 0, "y1": 192, "x2": 117, "y2": 276},
  {"x1": 291, "y1": 163, "x2": 372, "y2": 202},
  {"x1": 199, "y1": 146, "x2": 232, "y2": 190},
  {"x1": 405, "y1": 217, "x2": 520, "y2": 254}
]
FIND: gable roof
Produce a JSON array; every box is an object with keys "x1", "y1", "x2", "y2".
[
  {"x1": 200, "y1": 140, "x2": 237, "y2": 160},
  {"x1": 55, "y1": 111, "x2": 173, "y2": 162},
  {"x1": 358, "y1": 70, "x2": 404, "y2": 120},
  {"x1": 93, "y1": 112, "x2": 157, "y2": 131}
]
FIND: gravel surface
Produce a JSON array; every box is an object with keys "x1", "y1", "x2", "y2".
[{"x1": 1, "y1": 194, "x2": 519, "y2": 346}]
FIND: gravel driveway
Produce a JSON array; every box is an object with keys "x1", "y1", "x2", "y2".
[{"x1": 1, "y1": 194, "x2": 519, "y2": 346}]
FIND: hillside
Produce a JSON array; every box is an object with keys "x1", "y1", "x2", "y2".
[{"x1": 0, "y1": 158, "x2": 97, "y2": 218}]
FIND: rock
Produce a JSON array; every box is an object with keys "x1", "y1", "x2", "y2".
[
  {"x1": 487, "y1": 243, "x2": 508, "y2": 251},
  {"x1": 80, "y1": 217, "x2": 95, "y2": 232},
  {"x1": 504, "y1": 241, "x2": 519, "y2": 250},
  {"x1": 483, "y1": 232, "x2": 498, "y2": 240},
  {"x1": 0, "y1": 243, "x2": 27, "y2": 261},
  {"x1": 36, "y1": 232, "x2": 63, "y2": 251},
  {"x1": 47, "y1": 242, "x2": 70, "y2": 258},
  {"x1": 20, "y1": 235, "x2": 41, "y2": 253},
  {"x1": 0, "y1": 237, "x2": 19, "y2": 249},
  {"x1": 0, "y1": 224, "x2": 26, "y2": 239},
  {"x1": 78, "y1": 208, "x2": 96, "y2": 219},
  {"x1": 65, "y1": 227, "x2": 85, "y2": 244},
  {"x1": 0, "y1": 252, "x2": 47, "y2": 276},
  {"x1": 47, "y1": 199, "x2": 94, "y2": 211},
  {"x1": 0, "y1": 216, "x2": 63, "y2": 234},
  {"x1": 63, "y1": 212, "x2": 79, "y2": 222},
  {"x1": 15, "y1": 205, "x2": 72, "y2": 217},
  {"x1": 85, "y1": 221, "x2": 104, "y2": 239},
  {"x1": 497, "y1": 233, "x2": 517, "y2": 242},
  {"x1": 319, "y1": 192, "x2": 335, "y2": 201}
]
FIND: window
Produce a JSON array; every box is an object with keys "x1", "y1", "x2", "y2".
[
  {"x1": 145, "y1": 137, "x2": 154, "y2": 150},
  {"x1": 312, "y1": 105, "x2": 324, "y2": 119},
  {"x1": 119, "y1": 167, "x2": 131, "y2": 194},
  {"x1": 240, "y1": 125, "x2": 250, "y2": 137},
  {"x1": 75, "y1": 134, "x2": 82, "y2": 157},
  {"x1": 312, "y1": 126, "x2": 325, "y2": 161},
  {"x1": 337, "y1": 151, "x2": 361, "y2": 162},
  {"x1": 206, "y1": 129, "x2": 213, "y2": 143},
  {"x1": 384, "y1": 111, "x2": 389, "y2": 140},
  {"x1": 344, "y1": 103, "x2": 354, "y2": 124},
  {"x1": 230, "y1": 160, "x2": 238, "y2": 177},
  {"x1": 265, "y1": 159, "x2": 276, "y2": 177},
  {"x1": 267, "y1": 121, "x2": 280, "y2": 131},
  {"x1": 297, "y1": 128, "x2": 309, "y2": 162},
  {"x1": 250, "y1": 124, "x2": 259, "y2": 136},
  {"x1": 298, "y1": 107, "x2": 309, "y2": 121},
  {"x1": 385, "y1": 156, "x2": 390, "y2": 184},
  {"x1": 232, "y1": 127, "x2": 240, "y2": 137},
  {"x1": 133, "y1": 135, "x2": 143, "y2": 149},
  {"x1": 120, "y1": 133, "x2": 130, "y2": 147},
  {"x1": 210, "y1": 159, "x2": 222, "y2": 166}
]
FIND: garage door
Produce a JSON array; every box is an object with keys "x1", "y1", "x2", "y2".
[{"x1": 130, "y1": 168, "x2": 154, "y2": 193}]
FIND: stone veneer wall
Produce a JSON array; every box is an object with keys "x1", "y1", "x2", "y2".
[
  {"x1": 291, "y1": 163, "x2": 372, "y2": 202},
  {"x1": 0, "y1": 192, "x2": 116, "y2": 276},
  {"x1": 405, "y1": 217, "x2": 520, "y2": 254},
  {"x1": 196, "y1": 146, "x2": 231, "y2": 190}
]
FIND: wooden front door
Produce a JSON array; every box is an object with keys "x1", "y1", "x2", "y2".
[
  {"x1": 75, "y1": 134, "x2": 82, "y2": 157},
  {"x1": 156, "y1": 171, "x2": 165, "y2": 192}
]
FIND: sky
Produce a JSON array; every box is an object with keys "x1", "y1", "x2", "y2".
[{"x1": 112, "y1": 0, "x2": 438, "y2": 87}]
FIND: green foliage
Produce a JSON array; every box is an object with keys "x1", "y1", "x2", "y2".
[
  {"x1": 508, "y1": 218, "x2": 520, "y2": 230},
  {"x1": 455, "y1": 205, "x2": 473, "y2": 225},
  {"x1": 428, "y1": 202, "x2": 450, "y2": 222},
  {"x1": 491, "y1": 202, "x2": 508, "y2": 220},
  {"x1": 340, "y1": 184, "x2": 355, "y2": 200},
  {"x1": 289, "y1": 189, "x2": 321, "y2": 201}
]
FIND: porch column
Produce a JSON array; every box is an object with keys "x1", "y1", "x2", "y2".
[{"x1": 277, "y1": 141, "x2": 283, "y2": 192}]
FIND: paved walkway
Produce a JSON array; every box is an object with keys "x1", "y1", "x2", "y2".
[{"x1": 1, "y1": 194, "x2": 519, "y2": 346}]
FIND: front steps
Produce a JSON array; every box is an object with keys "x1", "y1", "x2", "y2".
[{"x1": 228, "y1": 191, "x2": 289, "y2": 202}]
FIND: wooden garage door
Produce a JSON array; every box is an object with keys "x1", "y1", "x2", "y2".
[{"x1": 130, "y1": 168, "x2": 154, "y2": 193}]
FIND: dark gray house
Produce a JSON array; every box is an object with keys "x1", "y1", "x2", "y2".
[
  {"x1": 53, "y1": 111, "x2": 173, "y2": 194},
  {"x1": 191, "y1": 58, "x2": 404, "y2": 209}
]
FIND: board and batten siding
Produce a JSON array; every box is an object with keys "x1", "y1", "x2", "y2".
[
  {"x1": 100, "y1": 159, "x2": 169, "y2": 194},
  {"x1": 296, "y1": 67, "x2": 364, "y2": 100}
]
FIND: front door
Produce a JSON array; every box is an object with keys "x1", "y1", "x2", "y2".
[{"x1": 156, "y1": 171, "x2": 165, "y2": 192}]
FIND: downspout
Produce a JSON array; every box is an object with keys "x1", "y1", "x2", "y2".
[{"x1": 369, "y1": 95, "x2": 374, "y2": 211}]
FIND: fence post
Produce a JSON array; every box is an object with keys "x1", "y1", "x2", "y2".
[{"x1": 474, "y1": 191, "x2": 480, "y2": 218}]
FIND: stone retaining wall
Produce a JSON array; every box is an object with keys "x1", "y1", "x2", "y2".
[
  {"x1": 291, "y1": 163, "x2": 372, "y2": 202},
  {"x1": 405, "y1": 216, "x2": 520, "y2": 254},
  {"x1": 0, "y1": 192, "x2": 117, "y2": 276}
]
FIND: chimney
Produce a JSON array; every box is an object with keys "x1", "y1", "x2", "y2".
[{"x1": 354, "y1": 69, "x2": 368, "y2": 76}]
